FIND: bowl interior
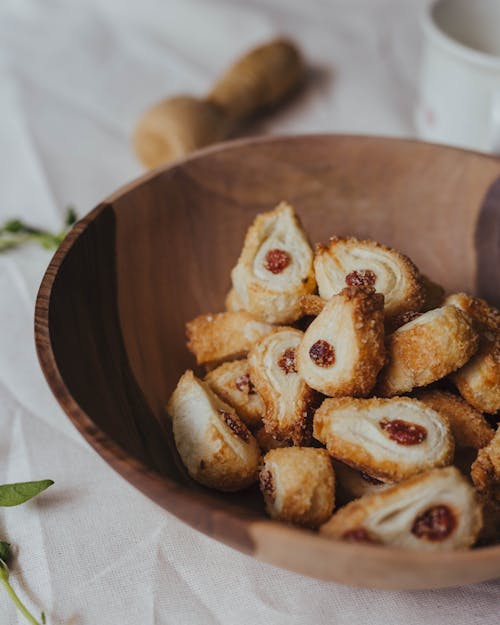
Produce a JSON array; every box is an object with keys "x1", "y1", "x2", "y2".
[{"x1": 37, "y1": 135, "x2": 500, "y2": 588}]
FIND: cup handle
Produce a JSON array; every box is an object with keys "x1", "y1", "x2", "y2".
[{"x1": 490, "y1": 90, "x2": 500, "y2": 154}]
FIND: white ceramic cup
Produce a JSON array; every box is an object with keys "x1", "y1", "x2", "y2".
[{"x1": 416, "y1": 0, "x2": 500, "y2": 153}]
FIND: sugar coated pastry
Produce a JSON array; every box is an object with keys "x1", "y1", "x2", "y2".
[
  {"x1": 415, "y1": 389, "x2": 494, "y2": 450},
  {"x1": 333, "y1": 461, "x2": 391, "y2": 502},
  {"x1": 167, "y1": 370, "x2": 260, "y2": 491},
  {"x1": 314, "y1": 397, "x2": 454, "y2": 482},
  {"x1": 186, "y1": 311, "x2": 273, "y2": 368},
  {"x1": 259, "y1": 447, "x2": 335, "y2": 528},
  {"x1": 444, "y1": 292, "x2": 500, "y2": 334},
  {"x1": 254, "y1": 425, "x2": 290, "y2": 453},
  {"x1": 445, "y1": 293, "x2": 500, "y2": 413},
  {"x1": 471, "y1": 428, "x2": 500, "y2": 502},
  {"x1": 376, "y1": 305, "x2": 479, "y2": 396},
  {"x1": 248, "y1": 327, "x2": 318, "y2": 444},
  {"x1": 205, "y1": 359, "x2": 264, "y2": 428},
  {"x1": 299, "y1": 293, "x2": 326, "y2": 317},
  {"x1": 297, "y1": 286, "x2": 385, "y2": 397},
  {"x1": 320, "y1": 467, "x2": 483, "y2": 551},
  {"x1": 313, "y1": 236, "x2": 425, "y2": 321},
  {"x1": 230, "y1": 202, "x2": 316, "y2": 324},
  {"x1": 452, "y1": 337, "x2": 500, "y2": 414}
]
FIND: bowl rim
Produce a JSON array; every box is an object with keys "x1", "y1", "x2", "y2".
[{"x1": 34, "y1": 133, "x2": 500, "y2": 579}]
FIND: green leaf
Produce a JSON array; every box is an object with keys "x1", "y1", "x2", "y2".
[
  {"x1": 0, "y1": 542, "x2": 11, "y2": 564},
  {"x1": 65, "y1": 207, "x2": 77, "y2": 226},
  {"x1": 2, "y1": 220, "x2": 40, "y2": 235},
  {"x1": 0, "y1": 480, "x2": 54, "y2": 507}
]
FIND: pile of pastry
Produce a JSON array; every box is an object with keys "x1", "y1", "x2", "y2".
[{"x1": 167, "y1": 202, "x2": 499, "y2": 550}]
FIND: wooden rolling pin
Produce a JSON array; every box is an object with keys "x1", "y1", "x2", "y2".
[{"x1": 133, "y1": 39, "x2": 304, "y2": 169}]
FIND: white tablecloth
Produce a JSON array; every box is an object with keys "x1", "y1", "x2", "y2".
[{"x1": 0, "y1": 1, "x2": 498, "y2": 623}]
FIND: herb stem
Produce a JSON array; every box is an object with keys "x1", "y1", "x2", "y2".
[{"x1": 0, "y1": 570, "x2": 42, "y2": 625}]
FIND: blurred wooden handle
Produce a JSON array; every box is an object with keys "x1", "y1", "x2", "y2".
[
  {"x1": 208, "y1": 39, "x2": 304, "y2": 121},
  {"x1": 134, "y1": 38, "x2": 304, "y2": 169}
]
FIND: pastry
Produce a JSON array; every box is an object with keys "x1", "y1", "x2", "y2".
[
  {"x1": 259, "y1": 447, "x2": 335, "y2": 528},
  {"x1": 444, "y1": 292, "x2": 500, "y2": 334},
  {"x1": 471, "y1": 428, "x2": 500, "y2": 502},
  {"x1": 452, "y1": 337, "x2": 500, "y2": 414},
  {"x1": 296, "y1": 286, "x2": 385, "y2": 397},
  {"x1": 254, "y1": 425, "x2": 290, "y2": 452},
  {"x1": 167, "y1": 370, "x2": 260, "y2": 491},
  {"x1": 248, "y1": 327, "x2": 318, "y2": 444},
  {"x1": 225, "y1": 288, "x2": 245, "y2": 312},
  {"x1": 320, "y1": 466, "x2": 483, "y2": 551},
  {"x1": 446, "y1": 293, "x2": 500, "y2": 414},
  {"x1": 376, "y1": 305, "x2": 479, "y2": 396},
  {"x1": 186, "y1": 311, "x2": 273, "y2": 368},
  {"x1": 415, "y1": 389, "x2": 494, "y2": 450},
  {"x1": 313, "y1": 236, "x2": 425, "y2": 321},
  {"x1": 299, "y1": 293, "x2": 326, "y2": 317},
  {"x1": 230, "y1": 202, "x2": 316, "y2": 324},
  {"x1": 333, "y1": 461, "x2": 391, "y2": 502},
  {"x1": 205, "y1": 359, "x2": 264, "y2": 428},
  {"x1": 313, "y1": 397, "x2": 454, "y2": 482}
]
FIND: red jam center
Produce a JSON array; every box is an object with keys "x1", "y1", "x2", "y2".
[
  {"x1": 218, "y1": 409, "x2": 250, "y2": 442},
  {"x1": 411, "y1": 505, "x2": 456, "y2": 541},
  {"x1": 379, "y1": 418, "x2": 427, "y2": 445},
  {"x1": 264, "y1": 249, "x2": 291, "y2": 274},
  {"x1": 235, "y1": 373, "x2": 255, "y2": 395},
  {"x1": 345, "y1": 269, "x2": 376, "y2": 288},
  {"x1": 309, "y1": 340, "x2": 336, "y2": 367},
  {"x1": 278, "y1": 348, "x2": 297, "y2": 374}
]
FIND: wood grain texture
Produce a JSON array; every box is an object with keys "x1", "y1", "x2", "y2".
[{"x1": 35, "y1": 135, "x2": 500, "y2": 589}]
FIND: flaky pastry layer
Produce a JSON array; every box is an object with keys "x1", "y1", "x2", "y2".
[
  {"x1": 167, "y1": 370, "x2": 260, "y2": 491},
  {"x1": 260, "y1": 447, "x2": 335, "y2": 528},
  {"x1": 186, "y1": 311, "x2": 273, "y2": 368},
  {"x1": 297, "y1": 286, "x2": 386, "y2": 397},
  {"x1": 314, "y1": 396, "x2": 454, "y2": 482},
  {"x1": 230, "y1": 202, "x2": 316, "y2": 324},
  {"x1": 377, "y1": 305, "x2": 479, "y2": 396},
  {"x1": 320, "y1": 467, "x2": 482, "y2": 551}
]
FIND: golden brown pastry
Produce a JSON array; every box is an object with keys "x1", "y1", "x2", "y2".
[
  {"x1": 313, "y1": 236, "x2": 425, "y2": 321},
  {"x1": 230, "y1": 202, "x2": 316, "y2": 324},
  {"x1": 415, "y1": 389, "x2": 494, "y2": 451},
  {"x1": 254, "y1": 426, "x2": 290, "y2": 452},
  {"x1": 320, "y1": 467, "x2": 483, "y2": 550},
  {"x1": 445, "y1": 293, "x2": 500, "y2": 414},
  {"x1": 314, "y1": 397, "x2": 454, "y2": 482},
  {"x1": 444, "y1": 292, "x2": 500, "y2": 334},
  {"x1": 259, "y1": 447, "x2": 335, "y2": 528},
  {"x1": 186, "y1": 311, "x2": 273, "y2": 368},
  {"x1": 296, "y1": 286, "x2": 385, "y2": 397},
  {"x1": 167, "y1": 370, "x2": 260, "y2": 491},
  {"x1": 376, "y1": 305, "x2": 479, "y2": 396},
  {"x1": 205, "y1": 360, "x2": 264, "y2": 428},
  {"x1": 299, "y1": 293, "x2": 326, "y2": 317},
  {"x1": 452, "y1": 338, "x2": 500, "y2": 414},
  {"x1": 471, "y1": 428, "x2": 500, "y2": 502},
  {"x1": 333, "y1": 461, "x2": 392, "y2": 502},
  {"x1": 248, "y1": 327, "x2": 317, "y2": 444}
]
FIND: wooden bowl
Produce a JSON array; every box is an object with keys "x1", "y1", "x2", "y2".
[{"x1": 35, "y1": 135, "x2": 500, "y2": 589}]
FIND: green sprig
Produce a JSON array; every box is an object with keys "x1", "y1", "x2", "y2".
[
  {"x1": 0, "y1": 207, "x2": 77, "y2": 253},
  {"x1": 0, "y1": 480, "x2": 54, "y2": 624}
]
